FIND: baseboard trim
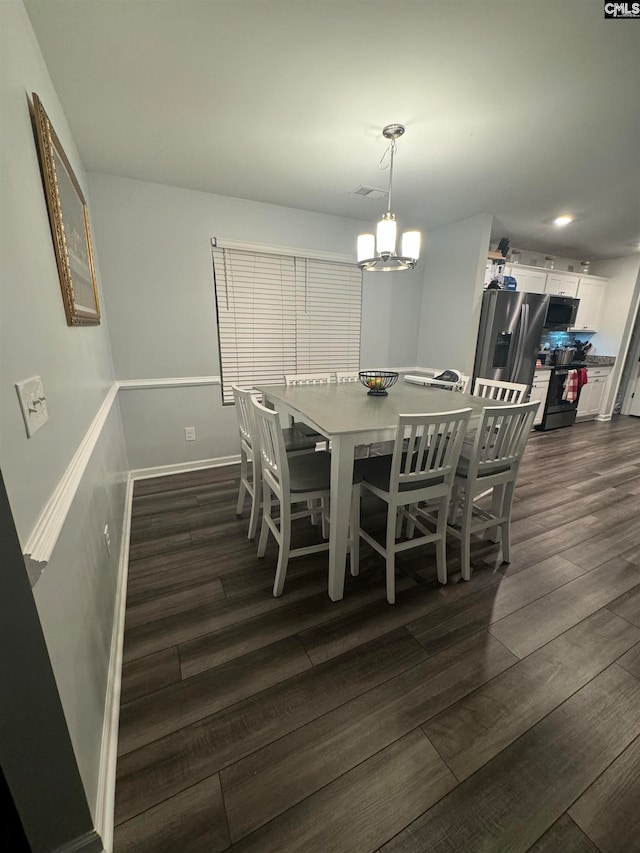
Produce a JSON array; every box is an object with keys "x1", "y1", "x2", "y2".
[
  {"x1": 50, "y1": 829, "x2": 104, "y2": 853},
  {"x1": 595, "y1": 413, "x2": 613, "y2": 422},
  {"x1": 94, "y1": 475, "x2": 134, "y2": 853},
  {"x1": 130, "y1": 454, "x2": 241, "y2": 481},
  {"x1": 23, "y1": 383, "x2": 119, "y2": 584}
]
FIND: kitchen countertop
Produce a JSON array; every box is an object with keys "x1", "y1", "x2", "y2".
[
  {"x1": 584, "y1": 355, "x2": 616, "y2": 366},
  {"x1": 534, "y1": 356, "x2": 615, "y2": 372}
]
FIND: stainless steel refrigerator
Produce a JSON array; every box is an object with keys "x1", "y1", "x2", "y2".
[{"x1": 473, "y1": 290, "x2": 550, "y2": 388}]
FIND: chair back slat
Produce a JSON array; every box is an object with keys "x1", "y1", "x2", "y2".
[
  {"x1": 250, "y1": 397, "x2": 289, "y2": 497},
  {"x1": 389, "y1": 409, "x2": 473, "y2": 494},
  {"x1": 472, "y1": 378, "x2": 528, "y2": 404},
  {"x1": 284, "y1": 373, "x2": 332, "y2": 386},
  {"x1": 232, "y1": 385, "x2": 257, "y2": 447},
  {"x1": 470, "y1": 402, "x2": 539, "y2": 476}
]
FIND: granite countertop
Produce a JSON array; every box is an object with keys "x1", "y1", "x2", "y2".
[
  {"x1": 584, "y1": 355, "x2": 616, "y2": 366},
  {"x1": 534, "y1": 356, "x2": 616, "y2": 372}
]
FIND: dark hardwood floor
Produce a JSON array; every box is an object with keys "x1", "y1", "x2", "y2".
[{"x1": 113, "y1": 417, "x2": 640, "y2": 853}]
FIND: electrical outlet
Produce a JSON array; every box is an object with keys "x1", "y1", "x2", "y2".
[
  {"x1": 103, "y1": 524, "x2": 111, "y2": 557},
  {"x1": 184, "y1": 426, "x2": 196, "y2": 441}
]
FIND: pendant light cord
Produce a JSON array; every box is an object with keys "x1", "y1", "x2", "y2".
[{"x1": 379, "y1": 139, "x2": 396, "y2": 215}]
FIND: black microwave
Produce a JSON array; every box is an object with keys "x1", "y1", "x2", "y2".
[{"x1": 544, "y1": 295, "x2": 580, "y2": 330}]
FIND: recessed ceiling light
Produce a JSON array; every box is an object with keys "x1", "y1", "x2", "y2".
[{"x1": 553, "y1": 215, "x2": 573, "y2": 227}]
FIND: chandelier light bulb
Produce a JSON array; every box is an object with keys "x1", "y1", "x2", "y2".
[{"x1": 357, "y1": 233, "x2": 375, "y2": 263}]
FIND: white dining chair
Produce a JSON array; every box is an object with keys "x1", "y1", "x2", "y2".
[
  {"x1": 283, "y1": 373, "x2": 332, "y2": 440},
  {"x1": 334, "y1": 370, "x2": 360, "y2": 382},
  {"x1": 251, "y1": 396, "x2": 360, "y2": 596},
  {"x1": 232, "y1": 385, "x2": 317, "y2": 539},
  {"x1": 354, "y1": 408, "x2": 472, "y2": 604},
  {"x1": 284, "y1": 373, "x2": 333, "y2": 386},
  {"x1": 441, "y1": 401, "x2": 539, "y2": 580},
  {"x1": 472, "y1": 377, "x2": 528, "y2": 403}
]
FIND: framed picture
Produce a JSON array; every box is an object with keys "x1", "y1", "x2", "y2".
[{"x1": 31, "y1": 93, "x2": 100, "y2": 326}]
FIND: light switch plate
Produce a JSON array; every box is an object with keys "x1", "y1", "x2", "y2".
[{"x1": 16, "y1": 375, "x2": 49, "y2": 438}]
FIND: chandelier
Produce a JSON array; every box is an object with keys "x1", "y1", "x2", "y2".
[{"x1": 357, "y1": 124, "x2": 421, "y2": 272}]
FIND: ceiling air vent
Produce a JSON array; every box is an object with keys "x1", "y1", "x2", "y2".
[{"x1": 350, "y1": 185, "x2": 387, "y2": 199}]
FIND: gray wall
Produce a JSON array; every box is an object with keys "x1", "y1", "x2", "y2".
[
  {"x1": 89, "y1": 172, "x2": 423, "y2": 469},
  {"x1": 416, "y1": 212, "x2": 493, "y2": 374},
  {"x1": 0, "y1": 0, "x2": 129, "y2": 824},
  {"x1": 591, "y1": 255, "x2": 640, "y2": 416}
]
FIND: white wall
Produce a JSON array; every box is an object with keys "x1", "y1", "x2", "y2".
[
  {"x1": 89, "y1": 173, "x2": 422, "y2": 469},
  {"x1": 416, "y1": 213, "x2": 493, "y2": 374},
  {"x1": 0, "y1": 0, "x2": 129, "y2": 826},
  {"x1": 591, "y1": 254, "x2": 640, "y2": 416}
]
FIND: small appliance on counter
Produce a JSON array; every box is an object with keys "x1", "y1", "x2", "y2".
[{"x1": 550, "y1": 346, "x2": 577, "y2": 366}]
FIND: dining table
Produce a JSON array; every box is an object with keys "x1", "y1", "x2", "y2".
[{"x1": 256, "y1": 379, "x2": 513, "y2": 601}]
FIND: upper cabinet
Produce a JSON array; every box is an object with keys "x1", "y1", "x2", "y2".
[
  {"x1": 503, "y1": 266, "x2": 547, "y2": 294},
  {"x1": 544, "y1": 273, "x2": 579, "y2": 298},
  {"x1": 500, "y1": 264, "x2": 609, "y2": 331},
  {"x1": 571, "y1": 278, "x2": 607, "y2": 331}
]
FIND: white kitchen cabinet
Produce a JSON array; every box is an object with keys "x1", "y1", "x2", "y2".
[
  {"x1": 504, "y1": 266, "x2": 547, "y2": 294},
  {"x1": 529, "y1": 371, "x2": 551, "y2": 426},
  {"x1": 544, "y1": 273, "x2": 579, "y2": 297},
  {"x1": 571, "y1": 278, "x2": 607, "y2": 331},
  {"x1": 577, "y1": 367, "x2": 611, "y2": 419}
]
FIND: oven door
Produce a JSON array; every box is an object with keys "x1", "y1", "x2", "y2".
[{"x1": 538, "y1": 368, "x2": 579, "y2": 430}]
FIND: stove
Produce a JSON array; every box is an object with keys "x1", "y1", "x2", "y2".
[{"x1": 535, "y1": 362, "x2": 588, "y2": 431}]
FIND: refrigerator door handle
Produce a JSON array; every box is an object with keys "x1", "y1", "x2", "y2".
[{"x1": 512, "y1": 303, "x2": 529, "y2": 381}]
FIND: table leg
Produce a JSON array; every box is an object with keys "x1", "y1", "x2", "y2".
[{"x1": 328, "y1": 435, "x2": 356, "y2": 601}]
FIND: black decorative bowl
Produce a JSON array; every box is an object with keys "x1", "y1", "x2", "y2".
[{"x1": 359, "y1": 370, "x2": 399, "y2": 396}]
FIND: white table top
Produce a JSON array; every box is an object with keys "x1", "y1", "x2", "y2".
[{"x1": 256, "y1": 381, "x2": 511, "y2": 436}]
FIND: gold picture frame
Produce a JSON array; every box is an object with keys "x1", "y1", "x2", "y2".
[{"x1": 32, "y1": 93, "x2": 100, "y2": 326}]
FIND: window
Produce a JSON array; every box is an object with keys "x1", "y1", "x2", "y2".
[{"x1": 213, "y1": 242, "x2": 362, "y2": 403}]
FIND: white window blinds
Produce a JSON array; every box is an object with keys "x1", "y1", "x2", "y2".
[{"x1": 213, "y1": 244, "x2": 362, "y2": 403}]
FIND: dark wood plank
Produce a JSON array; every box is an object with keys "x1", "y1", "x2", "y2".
[
  {"x1": 113, "y1": 774, "x2": 229, "y2": 853},
  {"x1": 114, "y1": 629, "x2": 427, "y2": 824},
  {"x1": 128, "y1": 531, "x2": 192, "y2": 561},
  {"x1": 525, "y1": 814, "x2": 600, "y2": 853},
  {"x1": 123, "y1": 559, "x2": 361, "y2": 663},
  {"x1": 607, "y1": 583, "x2": 640, "y2": 626},
  {"x1": 221, "y1": 631, "x2": 515, "y2": 840},
  {"x1": 299, "y1": 564, "x2": 501, "y2": 665},
  {"x1": 498, "y1": 515, "x2": 602, "y2": 575},
  {"x1": 132, "y1": 466, "x2": 237, "y2": 496},
  {"x1": 381, "y1": 665, "x2": 640, "y2": 853},
  {"x1": 117, "y1": 635, "x2": 312, "y2": 755},
  {"x1": 557, "y1": 514, "x2": 640, "y2": 572},
  {"x1": 569, "y1": 734, "x2": 640, "y2": 853},
  {"x1": 423, "y1": 608, "x2": 640, "y2": 779},
  {"x1": 179, "y1": 570, "x2": 413, "y2": 677},
  {"x1": 124, "y1": 578, "x2": 225, "y2": 628},
  {"x1": 227, "y1": 729, "x2": 456, "y2": 853},
  {"x1": 120, "y1": 647, "x2": 181, "y2": 706},
  {"x1": 489, "y1": 559, "x2": 640, "y2": 658},
  {"x1": 407, "y1": 554, "x2": 587, "y2": 655},
  {"x1": 617, "y1": 641, "x2": 640, "y2": 678}
]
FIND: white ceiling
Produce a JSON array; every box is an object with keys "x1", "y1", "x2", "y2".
[{"x1": 24, "y1": 0, "x2": 640, "y2": 260}]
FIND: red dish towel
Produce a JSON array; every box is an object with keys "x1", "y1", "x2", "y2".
[
  {"x1": 577, "y1": 368, "x2": 588, "y2": 390},
  {"x1": 563, "y1": 370, "x2": 579, "y2": 402}
]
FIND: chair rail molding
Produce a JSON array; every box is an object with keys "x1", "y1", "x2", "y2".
[
  {"x1": 117, "y1": 376, "x2": 221, "y2": 390},
  {"x1": 23, "y1": 382, "x2": 120, "y2": 585}
]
